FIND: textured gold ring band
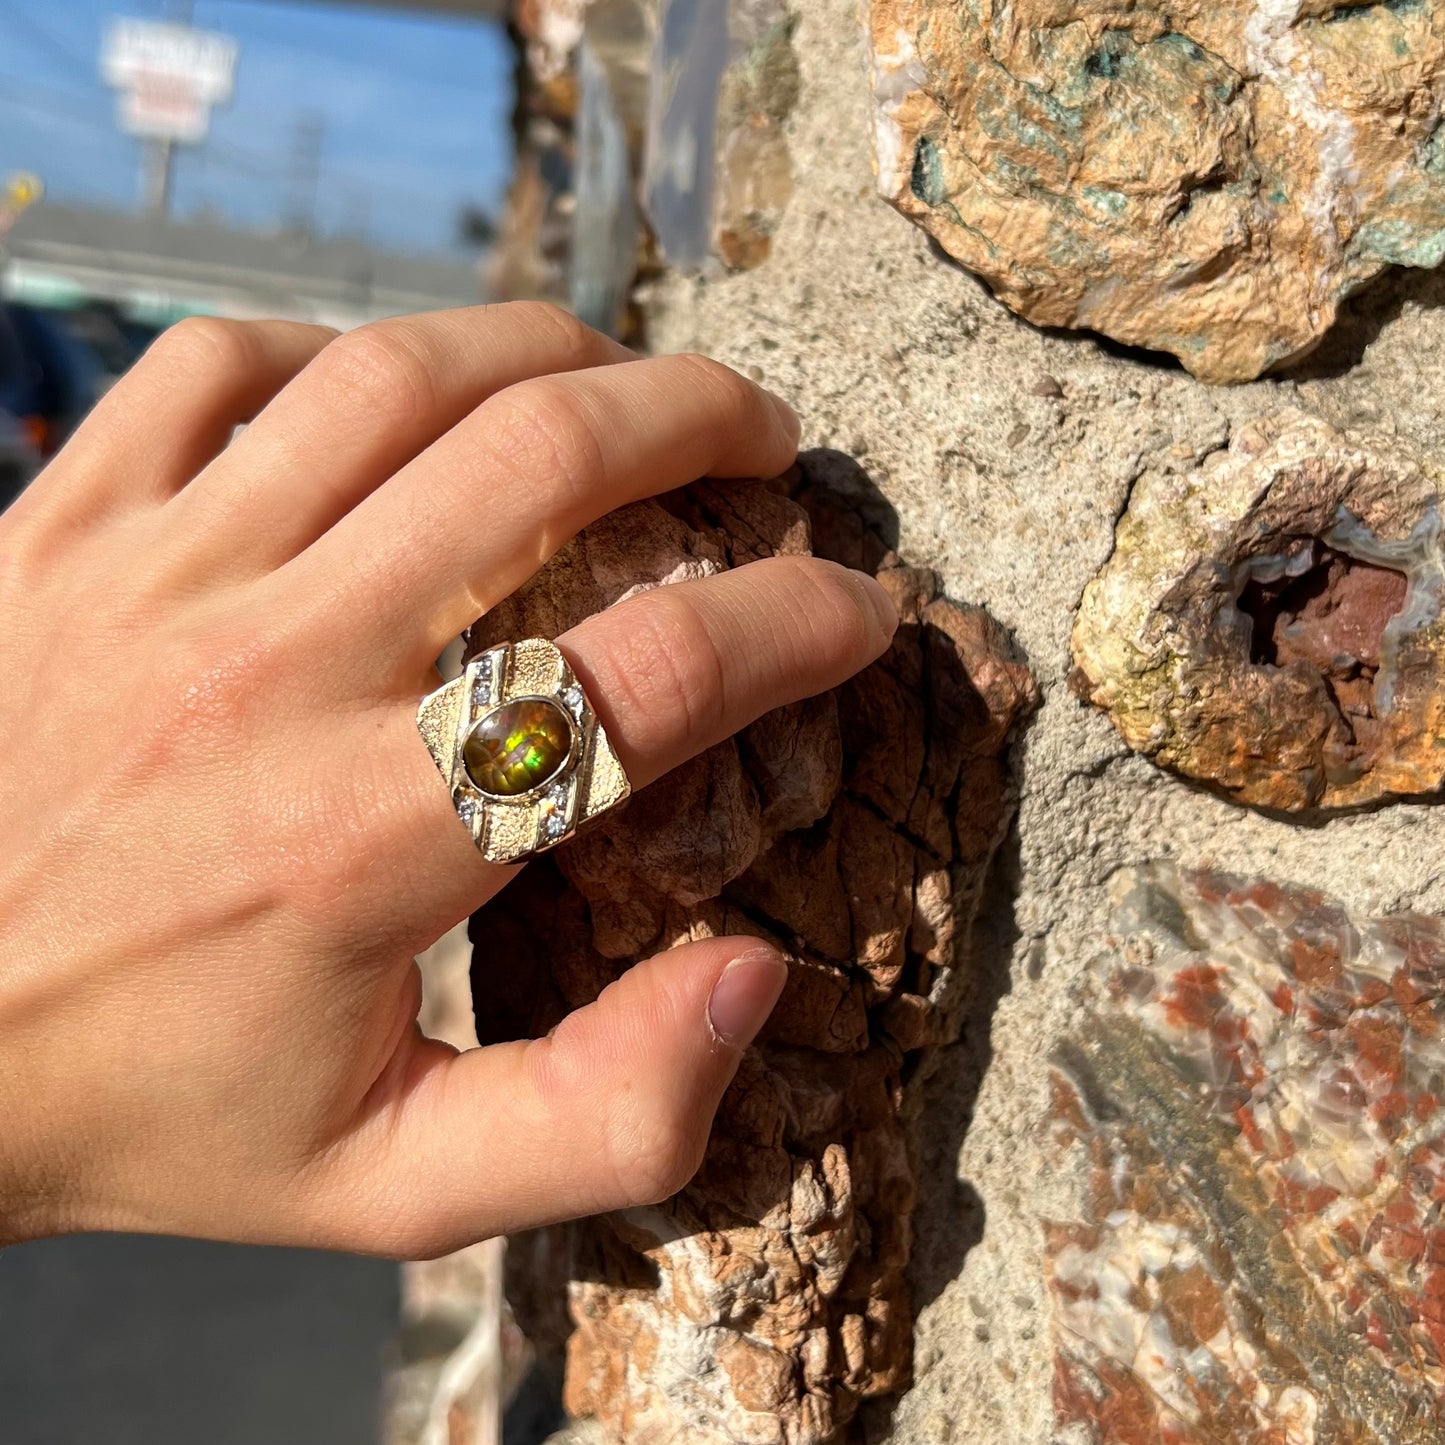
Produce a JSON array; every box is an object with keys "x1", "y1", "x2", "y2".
[{"x1": 416, "y1": 638, "x2": 632, "y2": 865}]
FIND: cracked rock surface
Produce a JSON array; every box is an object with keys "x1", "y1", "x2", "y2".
[
  {"x1": 1050, "y1": 865, "x2": 1445, "y2": 1445},
  {"x1": 467, "y1": 459, "x2": 1035, "y2": 1444},
  {"x1": 1071, "y1": 410, "x2": 1445, "y2": 813},
  {"x1": 866, "y1": 0, "x2": 1445, "y2": 383}
]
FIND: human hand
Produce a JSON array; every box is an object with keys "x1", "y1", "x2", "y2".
[{"x1": 0, "y1": 304, "x2": 896, "y2": 1257}]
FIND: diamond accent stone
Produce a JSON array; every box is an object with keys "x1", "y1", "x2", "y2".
[
  {"x1": 539, "y1": 781, "x2": 572, "y2": 842},
  {"x1": 560, "y1": 684, "x2": 586, "y2": 718},
  {"x1": 468, "y1": 658, "x2": 494, "y2": 718}
]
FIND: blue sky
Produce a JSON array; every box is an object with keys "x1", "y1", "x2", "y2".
[{"x1": 0, "y1": 0, "x2": 515, "y2": 255}]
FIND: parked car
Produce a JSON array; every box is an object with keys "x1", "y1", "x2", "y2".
[
  {"x1": 0, "y1": 310, "x2": 45, "y2": 511},
  {"x1": 0, "y1": 300, "x2": 168, "y2": 512},
  {"x1": 57, "y1": 303, "x2": 160, "y2": 389},
  {"x1": 0, "y1": 303, "x2": 107, "y2": 461},
  {"x1": 0, "y1": 404, "x2": 41, "y2": 513}
]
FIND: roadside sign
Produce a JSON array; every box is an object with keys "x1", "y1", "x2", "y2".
[
  {"x1": 101, "y1": 18, "x2": 238, "y2": 144},
  {"x1": 5, "y1": 173, "x2": 43, "y2": 211},
  {"x1": 117, "y1": 80, "x2": 212, "y2": 144}
]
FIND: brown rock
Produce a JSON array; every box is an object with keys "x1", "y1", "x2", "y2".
[
  {"x1": 866, "y1": 0, "x2": 1445, "y2": 383},
  {"x1": 1072, "y1": 410, "x2": 1445, "y2": 812},
  {"x1": 469, "y1": 456, "x2": 1036, "y2": 1443}
]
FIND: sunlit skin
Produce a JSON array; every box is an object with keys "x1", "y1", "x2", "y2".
[{"x1": 0, "y1": 303, "x2": 897, "y2": 1258}]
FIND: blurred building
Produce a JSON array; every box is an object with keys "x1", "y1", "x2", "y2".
[{"x1": 3, "y1": 202, "x2": 485, "y2": 331}]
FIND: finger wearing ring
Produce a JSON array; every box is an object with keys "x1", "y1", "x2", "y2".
[{"x1": 417, "y1": 637, "x2": 630, "y2": 864}]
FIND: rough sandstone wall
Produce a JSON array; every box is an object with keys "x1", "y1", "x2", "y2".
[{"x1": 637, "y1": 1, "x2": 1445, "y2": 1440}]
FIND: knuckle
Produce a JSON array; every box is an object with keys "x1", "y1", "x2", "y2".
[
  {"x1": 503, "y1": 300, "x2": 607, "y2": 366},
  {"x1": 133, "y1": 618, "x2": 280, "y2": 752},
  {"x1": 522, "y1": 1022, "x2": 706, "y2": 1209},
  {"x1": 376, "y1": 1223, "x2": 465, "y2": 1263},
  {"x1": 793, "y1": 557, "x2": 880, "y2": 658},
  {"x1": 296, "y1": 1168, "x2": 471, "y2": 1262},
  {"x1": 321, "y1": 322, "x2": 439, "y2": 421},
  {"x1": 672, "y1": 352, "x2": 758, "y2": 421},
  {"x1": 151, "y1": 315, "x2": 259, "y2": 375},
  {"x1": 611, "y1": 589, "x2": 725, "y2": 748},
  {"x1": 608, "y1": 1100, "x2": 706, "y2": 1207},
  {"x1": 481, "y1": 379, "x2": 607, "y2": 508}
]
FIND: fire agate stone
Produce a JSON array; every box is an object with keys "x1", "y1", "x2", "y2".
[
  {"x1": 464, "y1": 698, "x2": 573, "y2": 798},
  {"x1": 1049, "y1": 865, "x2": 1445, "y2": 1445}
]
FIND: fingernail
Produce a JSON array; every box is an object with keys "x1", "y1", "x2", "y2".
[
  {"x1": 851, "y1": 568, "x2": 900, "y2": 645},
  {"x1": 769, "y1": 393, "x2": 802, "y2": 446},
  {"x1": 708, "y1": 947, "x2": 789, "y2": 1048}
]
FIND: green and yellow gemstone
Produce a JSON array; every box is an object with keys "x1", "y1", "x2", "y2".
[{"x1": 464, "y1": 697, "x2": 574, "y2": 798}]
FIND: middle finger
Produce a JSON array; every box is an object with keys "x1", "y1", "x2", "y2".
[{"x1": 286, "y1": 352, "x2": 801, "y2": 676}]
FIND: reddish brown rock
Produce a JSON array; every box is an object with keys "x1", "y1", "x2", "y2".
[
  {"x1": 1049, "y1": 865, "x2": 1445, "y2": 1445},
  {"x1": 1071, "y1": 410, "x2": 1445, "y2": 812},
  {"x1": 468, "y1": 457, "x2": 1036, "y2": 1443}
]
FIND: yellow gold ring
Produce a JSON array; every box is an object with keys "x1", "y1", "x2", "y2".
[{"x1": 416, "y1": 638, "x2": 631, "y2": 865}]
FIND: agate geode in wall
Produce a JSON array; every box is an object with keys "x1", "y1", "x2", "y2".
[
  {"x1": 1049, "y1": 865, "x2": 1445, "y2": 1444},
  {"x1": 1071, "y1": 411, "x2": 1445, "y2": 812},
  {"x1": 866, "y1": 0, "x2": 1445, "y2": 383}
]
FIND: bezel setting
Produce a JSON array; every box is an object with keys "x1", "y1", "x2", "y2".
[{"x1": 416, "y1": 637, "x2": 631, "y2": 864}]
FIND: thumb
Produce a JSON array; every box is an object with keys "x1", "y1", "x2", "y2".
[{"x1": 319, "y1": 936, "x2": 788, "y2": 1259}]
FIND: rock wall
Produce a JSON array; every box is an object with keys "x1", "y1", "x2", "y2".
[
  {"x1": 476, "y1": 0, "x2": 1445, "y2": 1440},
  {"x1": 641, "y1": 1, "x2": 1445, "y2": 1440},
  {"x1": 469, "y1": 464, "x2": 1035, "y2": 1444}
]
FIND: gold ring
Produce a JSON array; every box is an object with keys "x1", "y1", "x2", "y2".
[{"x1": 416, "y1": 638, "x2": 631, "y2": 864}]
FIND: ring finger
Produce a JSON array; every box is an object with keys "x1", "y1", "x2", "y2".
[{"x1": 362, "y1": 553, "x2": 898, "y2": 939}]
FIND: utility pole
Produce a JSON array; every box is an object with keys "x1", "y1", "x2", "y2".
[
  {"x1": 142, "y1": 136, "x2": 175, "y2": 218},
  {"x1": 142, "y1": 0, "x2": 195, "y2": 218},
  {"x1": 285, "y1": 111, "x2": 325, "y2": 238}
]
